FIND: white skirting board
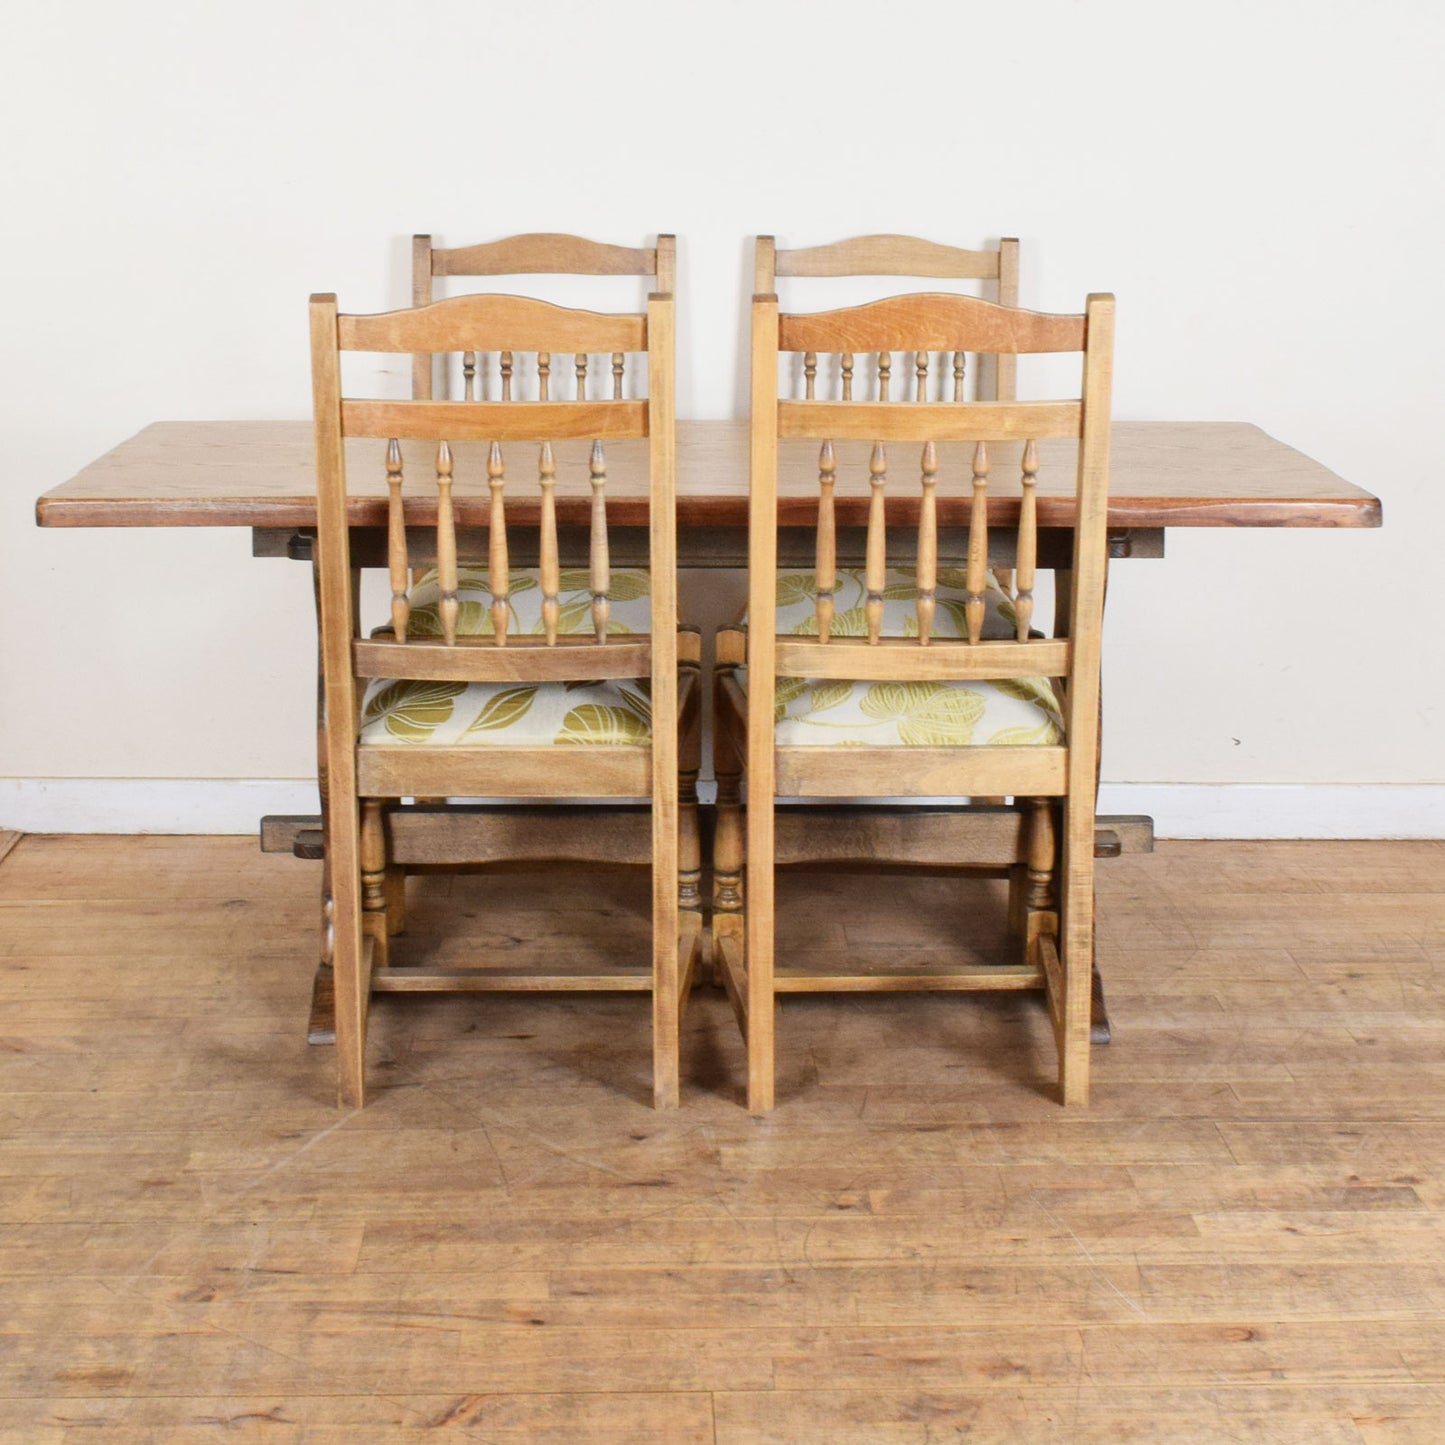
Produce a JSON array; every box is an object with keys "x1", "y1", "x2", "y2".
[
  {"x1": 0, "y1": 777, "x2": 1440, "y2": 840},
  {"x1": 1095, "y1": 784, "x2": 1445, "y2": 840},
  {"x1": 0, "y1": 779, "x2": 321, "y2": 835}
]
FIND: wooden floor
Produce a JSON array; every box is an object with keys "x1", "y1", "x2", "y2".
[{"x1": 1, "y1": 836, "x2": 1444, "y2": 1442}]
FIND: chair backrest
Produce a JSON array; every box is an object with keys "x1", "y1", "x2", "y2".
[
  {"x1": 756, "y1": 234, "x2": 1020, "y2": 401},
  {"x1": 747, "y1": 287, "x2": 1114, "y2": 756},
  {"x1": 412, "y1": 233, "x2": 676, "y2": 401},
  {"x1": 309, "y1": 290, "x2": 676, "y2": 712}
]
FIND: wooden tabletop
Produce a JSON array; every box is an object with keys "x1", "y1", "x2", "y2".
[{"x1": 36, "y1": 418, "x2": 1381, "y2": 531}]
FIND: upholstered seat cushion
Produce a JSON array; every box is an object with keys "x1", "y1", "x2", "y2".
[
  {"x1": 359, "y1": 677, "x2": 652, "y2": 747},
  {"x1": 407, "y1": 566, "x2": 652, "y2": 639},
  {"x1": 765, "y1": 674, "x2": 1062, "y2": 747},
  {"x1": 771, "y1": 566, "x2": 1019, "y2": 641},
  {"x1": 360, "y1": 567, "x2": 654, "y2": 747},
  {"x1": 737, "y1": 566, "x2": 1061, "y2": 745}
]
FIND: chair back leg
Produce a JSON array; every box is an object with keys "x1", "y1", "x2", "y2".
[{"x1": 1056, "y1": 793, "x2": 1095, "y2": 1105}]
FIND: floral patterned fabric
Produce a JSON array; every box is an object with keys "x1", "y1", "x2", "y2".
[
  {"x1": 359, "y1": 677, "x2": 652, "y2": 747},
  {"x1": 742, "y1": 566, "x2": 1062, "y2": 747},
  {"x1": 765, "y1": 674, "x2": 1062, "y2": 747},
  {"x1": 770, "y1": 566, "x2": 1019, "y2": 641},
  {"x1": 359, "y1": 567, "x2": 653, "y2": 748},
  {"x1": 407, "y1": 566, "x2": 652, "y2": 639}
]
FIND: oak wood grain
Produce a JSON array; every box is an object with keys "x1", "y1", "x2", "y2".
[
  {"x1": 0, "y1": 837, "x2": 1441, "y2": 1440},
  {"x1": 36, "y1": 420, "x2": 1382, "y2": 531}
]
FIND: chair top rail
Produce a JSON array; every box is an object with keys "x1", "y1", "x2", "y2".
[
  {"x1": 428, "y1": 232, "x2": 669, "y2": 279},
  {"x1": 333, "y1": 293, "x2": 648, "y2": 355},
  {"x1": 773, "y1": 233, "x2": 1009, "y2": 280},
  {"x1": 776, "y1": 293, "x2": 1085, "y2": 356}
]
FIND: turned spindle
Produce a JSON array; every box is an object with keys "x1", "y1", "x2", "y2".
[
  {"x1": 589, "y1": 439, "x2": 610, "y2": 642},
  {"x1": 679, "y1": 760, "x2": 702, "y2": 913},
  {"x1": 537, "y1": 352, "x2": 551, "y2": 402},
  {"x1": 877, "y1": 351, "x2": 892, "y2": 402},
  {"x1": 917, "y1": 440, "x2": 938, "y2": 645},
  {"x1": 712, "y1": 738, "x2": 743, "y2": 922},
  {"x1": 575, "y1": 352, "x2": 588, "y2": 400},
  {"x1": 804, "y1": 351, "x2": 817, "y2": 400},
  {"x1": 816, "y1": 439, "x2": 837, "y2": 642},
  {"x1": 360, "y1": 799, "x2": 388, "y2": 966},
  {"x1": 841, "y1": 352, "x2": 854, "y2": 400},
  {"x1": 1016, "y1": 438, "x2": 1039, "y2": 642},
  {"x1": 1024, "y1": 797, "x2": 1058, "y2": 958},
  {"x1": 965, "y1": 440, "x2": 990, "y2": 645},
  {"x1": 488, "y1": 440, "x2": 509, "y2": 645},
  {"x1": 385, "y1": 438, "x2": 410, "y2": 643},
  {"x1": 611, "y1": 352, "x2": 625, "y2": 399},
  {"x1": 435, "y1": 440, "x2": 458, "y2": 646},
  {"x1": 539, "y1": 441, "x2": 559, "y2": 645},
  {"x1": 953, "y1": 351, "x2": 966, "y2": 403},
  {"x1": 865, "y1": 440, "x2": 888, "y2": 645},
  {"x1": 500, "y1": 351, "x2": 514, "y2": 401},
  {"x1": 915, "y1": 350, "x2": 928, "y2": 402},
  {"x1": 462, "y1": 351, "x2": 477, "y2": 402}
]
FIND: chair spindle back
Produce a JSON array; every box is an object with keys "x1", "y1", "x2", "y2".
[
  {"x1": 310, "y1": 291, "x2": 675, "y2": 693},
  {"x1": 412, "y1": 233, "x2": 676, "y2": 405},
  {"x1": 749, "y1": 290, "x2": 1114, "y2": 698}
]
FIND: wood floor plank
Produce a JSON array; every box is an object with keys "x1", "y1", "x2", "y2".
[
  {"x1": 712, "y1": 1386, "x2": 1378, "y2": 1443},
  {"x1": 0, "y1": 837, "x2": 1442, "y2": 1438},
  {"x1": 0, "y1": 1391, "x2": 716, "y2": 1442}
]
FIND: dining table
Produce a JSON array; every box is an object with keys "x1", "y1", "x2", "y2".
[{"x1": 37, "y1": 417, "x2": 1382, "y2": 1045}]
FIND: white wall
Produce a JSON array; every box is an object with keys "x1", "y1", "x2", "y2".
[{"x1": 3, "y1": 0, "x2": 1441, "y2": 835}]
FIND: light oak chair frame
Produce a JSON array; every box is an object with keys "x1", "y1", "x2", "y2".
[
  {"x1": 715, "y1": 233, "x2": 1038, "y2": 1019},
  {"x1": 718, "y1": 289, "x2": 1115, "y2": 1113},
  {"x1": 309, "y1": 288, "x2": 699, "y2": 1109},
  {"x1": 412, "y1": 232, "x2": 676, "y2": 400},
  {"x1": 756, "y1": 232, "x2": 1020, "y2": 403},
  {"x1": 394, "y1": 232, "x2": 698, "y2": 929}
]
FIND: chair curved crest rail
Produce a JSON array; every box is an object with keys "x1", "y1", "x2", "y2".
[
  {"x1": 310, "y1": 286, "x2": 699, "y2": 1109},
  {"x1": 717, "y1": 286, "x2": 1115, "y2": 1114}
]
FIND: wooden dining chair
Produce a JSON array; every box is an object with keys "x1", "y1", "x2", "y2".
[
  {"x1": 714, "y1": 235, "x2": 1036, "y2": 979},
  {"x1": 309, "y1": 287, "x2": 700, "y2": 1109},
  {"x1": 715, "y1": 287, "x2": 1115, "y2": 1113},
  {"x1": 395, "y1": 232, "x2": 697, "y2": 869}
]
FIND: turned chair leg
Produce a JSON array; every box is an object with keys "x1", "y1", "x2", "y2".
[
  {"x1": 679, "y1": 650, "x2": 704, "y2": 944},
  {"x1": 712, "y1": 694, "x2": 745, "y2": 986},
  {"x1": 360, "y1": 799, "x2": 391, "y2": 973},
  {"x1": 1022, "y1": 798, "x2": 1059, "y2": 966}
]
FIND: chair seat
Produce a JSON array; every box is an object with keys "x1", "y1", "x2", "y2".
[
  {"x1": 364, "y1": 567, "x2": 658, "y2": 746},
  {"x1": 407, "y1": 566, "x2": 652, "y2": 639},
  {"x1": 741, "y1": 567, "x2": 1057, "y2": 746},
  {"x1": 737, "y1": 670, "x2": 1063, "y2": 747},
  {"x1": 359, "y1": 677, "x2": 652, "y2": 747},
  {"x1": 769, "y1": 566, "x2": 1019, "y2": 640}
]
